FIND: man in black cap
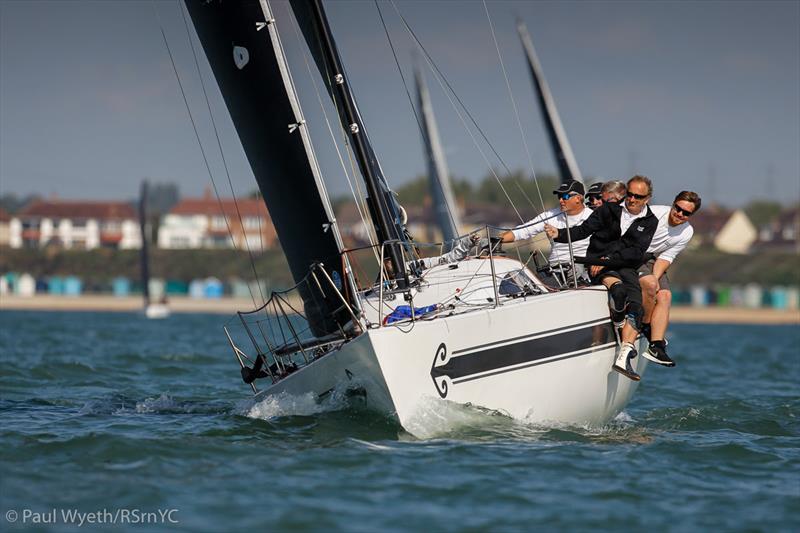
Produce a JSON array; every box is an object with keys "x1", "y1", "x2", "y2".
[
  {"x1": 585, "y1": 181, "x2": 604, "y2": 209},
  {"x1": 499, "y1": 180, "x2": 592, "y2": 286},
  {"x1": 545, "y1": 175, "x2": 658, "y2": 381}
]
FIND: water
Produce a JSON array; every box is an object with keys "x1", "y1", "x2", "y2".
[{"x1": 1, "y1": 310, "x2": 798, "y2": 531}]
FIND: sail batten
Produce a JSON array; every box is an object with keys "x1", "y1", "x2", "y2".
[{"x1": 518, "y1": 21, "x2": 582, "y2": 185}]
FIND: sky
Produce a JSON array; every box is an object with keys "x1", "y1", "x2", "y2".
[{"x1": 1, "y1": 0, "x2": 798, "y2": 210}]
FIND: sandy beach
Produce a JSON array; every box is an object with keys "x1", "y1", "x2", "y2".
[{"x1": 1, "y1": 294, "x2": 798, "y2": 324}]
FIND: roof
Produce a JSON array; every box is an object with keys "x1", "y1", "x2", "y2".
[
  {"x1": 686, "y1": 206, "x2": 733, "y2": 236},
  {"x1": 168, "y1": 194, "x2": 271, "y2": 220},
  {"x1": 18, "y1": 200, "x2": 136, "y2": 220}
]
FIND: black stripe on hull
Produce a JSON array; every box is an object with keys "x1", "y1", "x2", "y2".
[{"x1": 430, "y1": 320, "x2": 615, "y2": 398}]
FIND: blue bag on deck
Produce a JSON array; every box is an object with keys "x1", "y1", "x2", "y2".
[{"x1": 384, "y1": 304, "x2": 438, "y2": 325}]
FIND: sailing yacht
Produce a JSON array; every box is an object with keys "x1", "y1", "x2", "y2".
[
  {"x1": 139, "y1": 180, "x2": 170, "y2": 319},
  {"x1": 184, "y1": 0, "x2": 646, "y2": 435}
]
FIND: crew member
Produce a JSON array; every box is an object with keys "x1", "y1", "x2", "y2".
[
  {"x1": 545, "y1": 175, "x2": 658, "y2": 381},
  {"x1": 638, "y1": 191, "x2": 701, "y2": 367},
  {"x1": 586, "y1": 182, "x2": 604, "y2": 208},
  {"x1": 499, "y1": 180, "x2": 593, "y2": 286}
]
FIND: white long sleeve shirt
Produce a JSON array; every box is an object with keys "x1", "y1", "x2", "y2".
[
  {"x1": 511, "y1": 207, "x2": 593, "y2": 263},
  {"x1": 646, "y1": 205, "x2": 694, "y2": 264}
]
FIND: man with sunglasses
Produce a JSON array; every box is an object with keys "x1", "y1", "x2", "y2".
[
  {"x1": 499, "y1": 180, "x2": 593, "y2": 286},
  {"x1": 585, "y1": 181, "x2": 604, "y2": 208},
  {"x1": 638, "y1": 191, "x2": 701, "y2": 367},
  {"x1": 545, "y1": 175, "x2": 658, "y2": 381}
]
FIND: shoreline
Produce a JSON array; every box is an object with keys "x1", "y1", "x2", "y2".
[{"x1": 1, "y1": 294, "x2": 798, "y2": 325}]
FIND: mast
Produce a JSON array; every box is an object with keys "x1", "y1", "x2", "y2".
[
  {"x1": 517, "y1": 21, "x2": 582, "y2": 184},
  {"x1": 184, "y1": 0, "x2": 358, "y2": 335},
  {"x1": 139, "y1": 180, "x2": 151, "y2": 308},
  {"x1": 289, "y1": 0, "x2": 408, "y2": 280},
  {"x1": 414, "y1": 63, "x2": 461, "y2": 245}
]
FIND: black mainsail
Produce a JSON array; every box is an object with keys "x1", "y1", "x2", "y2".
[
  {"x1": 414, "y1": 64, "x2": 461, "y2": 245},
  {"x1": 184, "y1": 0, "x2": 355, "y2": 334},
  {"x1": 138, "y1": 180, "x2": 152, "y2": 308},
  {"x1": 517, "y1": 21, "x2": 582, "y2": 185}
]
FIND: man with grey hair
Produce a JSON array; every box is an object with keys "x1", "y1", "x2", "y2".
[{"x1": 600, "y1": 180, "x2": 627, "y2": 205}]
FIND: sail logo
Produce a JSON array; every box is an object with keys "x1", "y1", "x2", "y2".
[{"x1": 233, "y1": 46, "x2": 249, "y2": 70}]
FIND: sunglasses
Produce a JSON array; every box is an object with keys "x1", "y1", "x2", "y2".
[
  {"x1": 672, "y1": 204, "x2": 695, "y2": 217},
  {"x1": 626, "y1": 192, "x2": 649, "y2": 200},
  {"x1": 557, "y1": 193, "x2": 579, "y2": 200}
]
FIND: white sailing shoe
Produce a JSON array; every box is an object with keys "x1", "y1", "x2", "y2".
[{"x1": 612, "y1": 342, "x2": 641, "y2": 381}]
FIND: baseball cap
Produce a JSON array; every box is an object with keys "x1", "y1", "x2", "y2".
[{"x1": 553, "y1": 180, "x2": 585, "y2": 196}]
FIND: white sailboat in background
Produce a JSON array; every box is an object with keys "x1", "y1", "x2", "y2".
[
  {"x1": 139, "y1": 180, "x2": 170, "y2": 319},
  {"x1": 182, "y1": 0, "x2": 645, "y2": 436}
]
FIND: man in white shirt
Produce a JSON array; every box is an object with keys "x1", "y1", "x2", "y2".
[
  {"x1": 638, "y1": 191, "x2": 701, "y2": 367},
  {"x1": 499, "y1": 180, "x2": 593, "y2": 286}
]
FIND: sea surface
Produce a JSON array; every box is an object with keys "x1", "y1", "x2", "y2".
[{"x1": 1, "y1": 310, "x2": 798, "y2": 532}]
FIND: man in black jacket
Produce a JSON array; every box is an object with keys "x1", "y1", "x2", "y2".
[{"x1": 545, "y1": 175, "x2": 658, "y2": 381}]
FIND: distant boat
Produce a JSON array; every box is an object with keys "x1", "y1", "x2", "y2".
[
  {"x1": 139, "y1": 180, "x2": 169, "y2": 319},
  {"x1": 184, "y1": 0, "x2": 644, "y2": 436},
  {"x1": 518, "y1": 21, "x2": 582, "y2": 185},
  {"x1": 414, "y1": 61, "x2": 461, "y2": 246}
]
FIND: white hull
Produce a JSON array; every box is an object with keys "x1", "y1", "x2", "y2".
[
  {"x1": 144, "y1": 304, "x2": 170, "y2": 319},
  {"x1": 251, "y1": 259, "x2": 647, "y2": 436}
]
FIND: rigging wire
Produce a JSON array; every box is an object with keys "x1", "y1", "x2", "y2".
[
  {"x1": 286, "y1": 7, "x2": 381, "y2": 265},
  {"x1": 152, "y1": 1, "x2": 259, "y2": 309},
  {"x1": 388, "y1": 0, "x2": 539, "y2": 223},
  {"x1": 482, "y1": 1, "x2": 548, "y2": 216},
  {"x1": 176, "y1": 2, "x2": 266, "y2": 306},
  {"x1": 373, "y1": 0, "x2": 461, "y2": 237}
]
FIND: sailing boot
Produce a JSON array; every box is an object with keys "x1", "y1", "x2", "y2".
[
  {"x1": 612, "y1": 342, "x2": 641, "y2": 381},
  {"x1": 643, "y1": 340, "x2": 676, "y2": 367}
]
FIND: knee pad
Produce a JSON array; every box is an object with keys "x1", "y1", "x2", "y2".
[{"x1": 608, "y1": 282, "x2": 627, "y2": 312}]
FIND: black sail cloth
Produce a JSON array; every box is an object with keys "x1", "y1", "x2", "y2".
[{"x1": 184, "y1": 0, "x2": 352, "y2": 336}]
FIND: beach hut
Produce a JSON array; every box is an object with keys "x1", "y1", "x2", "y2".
[
  {"x1": 188, "y1": 279, "x2": 205, "y2": 299},
  {"x1": 690, "y1": 285, "x2": 708, "y2": 307},
  {"x1": 4, "y1": 272, "x2": 18, "y2": 294},
  {"x1": 48, "y1": 276, "x2": 64, "y2": 295},
  {"x1": 770, "y1": 286, "x2": 788, "y2": 309},
  {"x1": 17, "y1": 274, "x2": 36, "y2": 297},
  {"x1": 230, "y1": 278, "x2": 251, "y2": 299},
  {"x1": 112, "y1": 277, "x2": 131, "y2": 297},
  {"x1": 166, "y1": 280, "x2": 188, "y2": 295},
  {"x1": 743, "y1": 283, "x2": 762, "y2": 308},
  {"x1": 729, "y1": 285, "x2": 744, "y2": 307},
  {"x1": 148, "y1": 278, "x2": 166, "y2": 301},
  {"x1": 203, "y1": 277, "x2": 223, "y2": 299},
  {"x1": 715, "y1": 285, "x2": 731, "y2": 307},
  {"x1": 0, "y1": 276, "x2": 8, "y2": 295},
  {"x1": 63, "y1": 276, "x2": 82, "y2": 296},
  {"x1": 787, "y1": 287, "x2": 799, "y2": 310},
  {"x1": 35, "y1": 278, "x2": 49, "y2": 293}
]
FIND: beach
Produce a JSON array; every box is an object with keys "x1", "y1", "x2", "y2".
[{"x1": 1, "y1": 294, "x2": 797, "y2": 324}]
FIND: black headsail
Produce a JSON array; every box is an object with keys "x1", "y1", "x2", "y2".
[
  {"x1": 517, "y1": 21, "x2": 582, "y2": 185},
  {"x1": 184, "y1": 0, "x2": 356, "y2": 335},
  {"x1": 289, "y1": 0, "x2": 410, "y2": 280},
  {"x1": 139, "y1": 180, "x2": 152, "y2": 308},
  {"x1": 414, "y1": 63, "x2": 461, "y2": 245}
]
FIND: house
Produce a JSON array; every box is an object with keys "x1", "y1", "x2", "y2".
[
  {"x1": 756, "y1": 207, "x2": 800, "y2": 253},
  {"x1": 9, "y1": 200, "x2": 140, "y2": 250},
  {"x1": 689, "y1": 207, "x2": 757, "y2": 254},
  {"x1": 158, "y1": 191, "x2": 277, "y2": 251},
  {"x1": 0, "y1": 208, "x2": 10, "y2": 247}
]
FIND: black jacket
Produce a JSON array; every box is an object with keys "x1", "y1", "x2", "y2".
[{"x1": 554, "y1": 203, "x2": 658, "y2": 268}]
